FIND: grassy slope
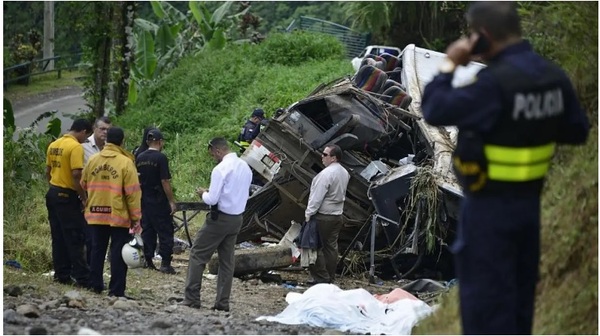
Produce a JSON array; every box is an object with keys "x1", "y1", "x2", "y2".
[
  {"x1": 415, "y1": 124, "x2": 598, "y2": 334},
  {"x1": 117, "y1": 43, "x2": 353, "y2": 200}
]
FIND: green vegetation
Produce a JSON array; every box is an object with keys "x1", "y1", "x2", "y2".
[
  {"x1": 117, "y1": 32, "x2": 349, "y2": 199},
  {"x1": 3, "y1": 2, "x2": 596, "y2": 334}
]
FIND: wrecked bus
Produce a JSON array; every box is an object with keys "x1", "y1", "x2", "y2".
[{"x1": 236, "y1": 44, "x2": 485, "y2": 280}]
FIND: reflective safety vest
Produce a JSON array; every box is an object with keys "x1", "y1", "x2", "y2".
[
  {"x1": 484, "y1": 143, "x2": 555, "y2": 182},
  {"x1": 453, "y1": 60, "x2": 565, "y2": 193}
]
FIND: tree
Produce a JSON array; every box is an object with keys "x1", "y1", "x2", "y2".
[
  {"x1": 43, "y1": 1, "x2": 55, "y2": 70},
  {"x1": 343, "y1": 1, "x2": 466, "y2": 51}
]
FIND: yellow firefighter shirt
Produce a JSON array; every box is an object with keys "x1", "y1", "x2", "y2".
[
  {"x1": 46, "y1": 134, "x2": 85, "y2": 190},
  {"x1": 81, "y1": 143, "x2": 142, "y2": 228}
]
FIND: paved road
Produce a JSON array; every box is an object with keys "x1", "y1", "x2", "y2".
[{"x1": 11, "y1": 87, "x2": 88, "y2": 137}]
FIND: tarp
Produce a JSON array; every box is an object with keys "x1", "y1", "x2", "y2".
[{"x1": 256, "y1": 284, "x2": 433, "y2": 335}]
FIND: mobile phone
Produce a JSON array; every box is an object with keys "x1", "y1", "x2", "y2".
[{"x1": 470, "y1": 33, "x2": 490, "y2": 55}]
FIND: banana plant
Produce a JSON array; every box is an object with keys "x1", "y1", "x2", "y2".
[{"x1": 128, "y1": 1, "x2": 241, "y2": 104}]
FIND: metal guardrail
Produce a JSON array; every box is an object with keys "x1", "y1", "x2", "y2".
[
  {"x1": 286, "y1": 16, "x2": 371, "y2": 59},
  {"x1": 3, "y1": 53, "x2": 84, "y2": 89}
]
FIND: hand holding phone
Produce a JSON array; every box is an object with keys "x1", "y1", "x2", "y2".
[{"x1": 470, "y1": 32, "x2": 491, "y2": 55}]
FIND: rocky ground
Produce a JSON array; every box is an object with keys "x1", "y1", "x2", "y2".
[{"x1": 4, "y1": 247, "x2": 417, "y2": 335}]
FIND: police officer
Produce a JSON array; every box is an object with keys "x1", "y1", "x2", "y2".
[
  {"x1": 45, "y1": 118, "x2": 93, "y2": 288},
  {"x1": 238, "y1": 108, "x2": 266, "y2": 142},
  {"x1": 421, "y1": 2, "x2": 589, "y2": 334},
  {"x1": 135, "y1": 128, "x2": 178, "y2": 274}
]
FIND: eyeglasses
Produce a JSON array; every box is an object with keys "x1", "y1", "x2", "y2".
[{"x1": 322, "y1": 152, "x2": 331, "y2": 157}]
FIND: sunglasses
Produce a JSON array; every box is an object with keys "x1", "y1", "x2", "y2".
[{"x1": 321, "y1": 152, "x2": 332, "y2": 157}]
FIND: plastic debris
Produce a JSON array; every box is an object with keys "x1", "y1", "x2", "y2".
[{"x1": 5, "y1": 260, "x2": 22, "y2": 269}]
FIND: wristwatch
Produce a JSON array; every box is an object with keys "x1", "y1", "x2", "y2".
[{"x1": 439, "y1": 58, "x2": 457, "y2": 74}]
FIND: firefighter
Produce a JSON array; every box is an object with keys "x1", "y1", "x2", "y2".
[
  {"x1": 45, "y1": 118, "x2": 93, "y2": 287},
  {"x1": 81, "y1": 127, "x2": 142, "y2": 298},
  {"x1": 421, "y1": 2, "x2": 589, "y2": 334}
]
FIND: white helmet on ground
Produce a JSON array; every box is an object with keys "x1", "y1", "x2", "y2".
[{"x1": 122, "y1": 235, "x2": 145, "y2": 269}]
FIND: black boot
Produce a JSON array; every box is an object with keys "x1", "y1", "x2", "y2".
[
  {"x1": 159, "y1": 259, "x2": 176, "y2": 274},
  {"x1": 144, "y1": 258, "x2": 158, "y2": 270}
]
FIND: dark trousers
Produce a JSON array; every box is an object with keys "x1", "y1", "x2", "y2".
[
  {"x1": 141, "y1": 204, "x2": 174, "y2": 263},
  {"x1": 84, "y1": 224, "x2": 92, "y2": 266},
  {"x1": 89, "y1": 225, "x2": 131, "y2": 296},
  {"x1": 45, "y1": 186, "x2": 90, "y2": 286},
  {"x1": 453, "y1": 194, "x2": 540, "y2": 335},
  {"x1": 309, "y1": 213, "x2": 343, "y2": 283},
  {"x1": 184, "y1": 212, "x2": 242, "y2": 309}
]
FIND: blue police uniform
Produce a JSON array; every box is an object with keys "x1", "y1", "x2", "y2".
[
  {"x1": 422, "y1": 41, "x2": 589, "y2": 334},
  {"x1": 238, "y1": 119, "x2": 261, "y2": 142}
]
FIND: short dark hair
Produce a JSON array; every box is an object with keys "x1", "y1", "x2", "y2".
[
  {"x1": 70, "y1": 119, "x2": 93, "y2": 133},
  {"x1": 208, "y1": 137, "x2": 229, "y2": 151},
  {"x1": 326, "y1": 144, "x2": 343, "y2": 161},
  {"x1": 466, "y1": 1, "x2": 522, "y2": 41},
  {"x1": 94, "y1": 116, "x2": 111, "y2": 127},
  {"x1": 107, "y1": 127, "x2": 125, "y2": 146}
]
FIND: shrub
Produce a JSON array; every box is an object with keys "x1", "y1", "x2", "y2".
[{"x1": 258, "y1": 31, "x2": 346, "y2": 65}]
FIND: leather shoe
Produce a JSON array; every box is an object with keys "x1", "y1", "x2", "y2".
[
  {"x1": 179, "y1": 300, "x2": 201, "y2": 309},
  {"x1": 159, "y1": 265, "x2": 177, "y2": 274},
  {"x1": 108, "y1": 293, "x2": 136, "y2": 300},
  {"x1": 211, "y1": 305, "x2": 229, "y2": 312},
  {"x1": 306, "y1": 278, "x2": 331, "y2": 286}
]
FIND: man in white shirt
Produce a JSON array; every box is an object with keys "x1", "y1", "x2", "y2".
[
  {"x1": 181, "y1": 137, "x2": 252, "y2": 311},
  {"x1": 81, "y1": 116, "x2": 111, "y2": 265},
  {"x1": 304, "y1": 144, "x2": 350, "y2": 285},
  {"x1": 83, "y1": 117, "x2": 112, "y2": 165}
]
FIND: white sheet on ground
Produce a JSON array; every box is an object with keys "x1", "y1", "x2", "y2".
[{"x1": 256, "y1": 283, "x2": 433, "y2": 335}]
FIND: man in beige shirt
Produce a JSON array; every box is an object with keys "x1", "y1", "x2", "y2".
[
  {"x1": 83, "y1": 116, "x2": 112, "y2": 165},
  {"x1": 304, "y1": 144, "x2": 350, "y2": 284}
]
